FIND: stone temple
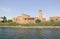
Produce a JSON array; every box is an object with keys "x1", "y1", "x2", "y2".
[{"x1": 12, "y1": 10, "x2": 46, "y2": 24}]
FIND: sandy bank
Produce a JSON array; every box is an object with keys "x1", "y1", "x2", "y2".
[{"x1": 0, "y1": 26, "x2": 60, "y2": 28}]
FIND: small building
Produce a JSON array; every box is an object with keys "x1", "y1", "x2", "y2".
[{"x1": 50, "y1": 16, "x2": 60, "y2": 22}]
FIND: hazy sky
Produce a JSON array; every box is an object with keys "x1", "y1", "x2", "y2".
[{"x1": 0, "y1": 0, "x2": 60, "y2": 19}]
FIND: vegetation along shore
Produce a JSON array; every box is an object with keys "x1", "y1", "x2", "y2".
[{"x1": 0, "y1": 16, "x2": 60, "y2": 26}]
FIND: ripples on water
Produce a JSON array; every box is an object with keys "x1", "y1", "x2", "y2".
[{"x1": 0, "y1": 27, "x2": 60, "y2": 39}]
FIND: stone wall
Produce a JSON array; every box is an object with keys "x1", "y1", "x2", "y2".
[{"x1": 50, "y1": 16, "x2": 60, "y2": 22}]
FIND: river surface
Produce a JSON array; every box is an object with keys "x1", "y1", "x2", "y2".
[{"x1": 0, "y1": 27, "x2": 60, "y2": 39}]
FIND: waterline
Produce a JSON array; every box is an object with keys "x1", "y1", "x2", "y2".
[{"x1": 0, "y1": 26, "x2": 60, "y2": 28}]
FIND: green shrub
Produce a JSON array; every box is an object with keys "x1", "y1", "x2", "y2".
[
  {"x1": 7, "y1": 20, "x2": 12, "y2": 23},
  {"x1": 35, "y1": 19, "x2": 41, "y2": 24}
]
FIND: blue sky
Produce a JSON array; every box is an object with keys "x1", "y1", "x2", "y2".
[{"x1": 0, "y1": 0, "x2": 60, "y2": 19}]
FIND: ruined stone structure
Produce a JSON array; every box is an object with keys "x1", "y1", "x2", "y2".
[
  {"x1": 12, "y1": 14, "x2": 35, "y2": 24},
  {"x1": 12, "y1": 10, "x2": 46, "y2": 24},
  {"x1": 38, "y1": 10, "x2": 46, "y2": 22},
  {"x1": 50, "y1": 16, "x2": 60, "y2": 22}
]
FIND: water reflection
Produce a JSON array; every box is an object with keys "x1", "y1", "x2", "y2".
[{"x1": 0, "y1": 28, "x2": 60, "y2": 39}]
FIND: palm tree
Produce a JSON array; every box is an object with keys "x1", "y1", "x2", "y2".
[{"x1": 1, "y1": 16, "x2": 7, "y2": 22}]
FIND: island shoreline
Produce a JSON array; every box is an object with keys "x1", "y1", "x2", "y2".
[{"x1": 0, "y1": 26, "x2": 60, "y2": 28}]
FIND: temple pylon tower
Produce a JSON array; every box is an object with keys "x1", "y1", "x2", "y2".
[{"x1": 38, "y1": 10, "x2": 43, "y2": 20}]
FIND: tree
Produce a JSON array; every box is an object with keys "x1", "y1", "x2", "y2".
[
  {"x1": 35, "y1": 19, "x2": 41, "y2": 23},
  {"x1": 1, "y1": 16, "x2": 7, "y2": 22}
]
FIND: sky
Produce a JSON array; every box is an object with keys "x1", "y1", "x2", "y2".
[{"x1": 0, "y1": 0, "x2": 60, "y2": 19}]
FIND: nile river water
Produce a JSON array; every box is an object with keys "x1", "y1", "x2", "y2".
[{"x1": 0, "y1": 27, "x2": 60, "y2": 39}]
